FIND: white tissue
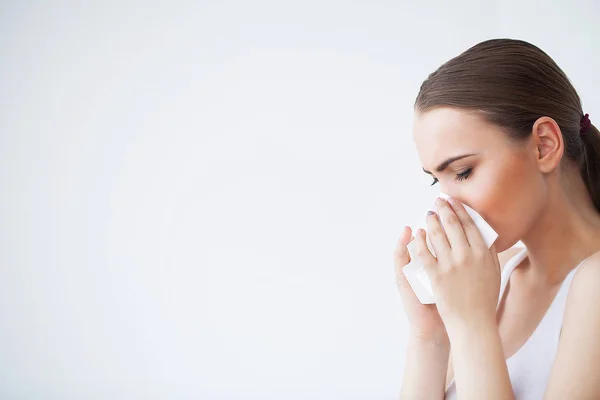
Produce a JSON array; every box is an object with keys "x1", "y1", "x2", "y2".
[{"x1": 402, "y1": 192, "x2": 498, "y2": 304}]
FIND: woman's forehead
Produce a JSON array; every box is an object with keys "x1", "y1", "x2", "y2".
[{"x1": 412, "y1": 108, "x2": 502, "y2": 164}]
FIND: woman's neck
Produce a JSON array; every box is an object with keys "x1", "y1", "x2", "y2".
[{"x1": 520, "y1": 168, "x2": 600, "y2": 285}]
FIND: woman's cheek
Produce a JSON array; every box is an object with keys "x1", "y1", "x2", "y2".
[{"x1": 468, "y1": 161, "x2": 536, "y2": 249}]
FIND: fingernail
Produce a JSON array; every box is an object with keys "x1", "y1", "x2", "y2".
[
  {"x1": 435, "y1": 197, "x2": 444, "y2": 205},
  {"x1": 447, "y1": 197, "x2": 456, "y2": 204},
  {"x1": 427, "y1": 210, "x2": 436, "y2": 216}
]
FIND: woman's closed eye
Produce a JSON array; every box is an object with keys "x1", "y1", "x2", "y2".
[{"x1": 430, "y1": 168, "x2": 473, "y2": 186}]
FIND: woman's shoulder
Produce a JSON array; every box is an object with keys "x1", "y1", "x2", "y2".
[
  {"x1": 560, "y1": 248, "x2": 600, "y2": 333},
  {"x1": 544, "y1": 250, "x2": 600, "y2": 397},
  {"x1": 569, "y1": 249, "x2": 600, "y2": 291}
]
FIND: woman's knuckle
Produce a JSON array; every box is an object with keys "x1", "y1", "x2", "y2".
[
  {"x1": 445, "y1": 214, "x2": 460, "y2": 225},
  {"x1": 455, "y1": 252, "x2": 469, "y2": 265},
  {"x1": 473, "y1": 247, "x2": 486, "y2": 258},
  {"x1": 429, "y1": 227, "x2": 443, "y2": 237},
  {"x1": 463, "y1": 218, "x2": 476, "y2": 228}
]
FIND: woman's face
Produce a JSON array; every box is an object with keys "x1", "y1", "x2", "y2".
[{"x1": 412, "y1": 107, "x2": 545, "y2": 252}]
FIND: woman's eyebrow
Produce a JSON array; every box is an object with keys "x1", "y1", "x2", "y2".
[{"x1": 422, "y1": 153, "x2": 476, "y2": 175}]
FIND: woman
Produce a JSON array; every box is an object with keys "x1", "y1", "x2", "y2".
[{"x1": 394, "y1": 38, "x2": 600, "y2": 399}]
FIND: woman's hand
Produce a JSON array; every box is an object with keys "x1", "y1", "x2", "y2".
[
  {"x1": 395, "y1": 225, "x2": 449, "y2": 347},
  {"x1": 413, "y1": 196, "x2": 502, "y2": 332}
]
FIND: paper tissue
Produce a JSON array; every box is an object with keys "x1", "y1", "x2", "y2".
[{"x1": 402, "y1": 192, "x2": 498, "y2": 304}]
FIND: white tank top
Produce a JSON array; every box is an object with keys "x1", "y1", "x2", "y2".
[{"x1": 444, "y1": 247, "x2": 589, "y2": 399}]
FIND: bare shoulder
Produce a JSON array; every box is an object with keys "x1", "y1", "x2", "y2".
[
  {"x1": 564, "y1": 249, "x2": 600, "y2": 309},
  {"x1": 574, "y1": 249, "x2": 600, "y2": 275},
  {"x1": 559, "y1": 249, "x2": 600, "y2": 330},
  {"x1": 543, "y1": 250, "x2": 600, "y2": 398}
]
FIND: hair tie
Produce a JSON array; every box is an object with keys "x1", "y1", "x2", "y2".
[{"x1": 580, "y1": 113, "x2": 591, "y2": 135}]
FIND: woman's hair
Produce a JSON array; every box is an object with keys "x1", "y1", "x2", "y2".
[{"x1": 414, "y1": 38, "x2": 600, "y2": 212}]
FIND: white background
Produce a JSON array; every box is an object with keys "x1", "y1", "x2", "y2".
[{"x1": 1, "y1": 1, "x2": 598, "y2": 398}]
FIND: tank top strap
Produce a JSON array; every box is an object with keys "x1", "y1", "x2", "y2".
[
  {"x1": 497, "y1": 247, "x2": 528, "y2": 308},
  {"x1": 552, "y1": 253, "x2": 595, "y2": 326}
]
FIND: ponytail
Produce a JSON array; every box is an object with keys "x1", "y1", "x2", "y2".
[{"x1": 580, "y1": 122, "x2": 600, "y2": 212}]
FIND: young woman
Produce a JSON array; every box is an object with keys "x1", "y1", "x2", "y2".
[{"x1": 394, "y1": 38, "x2": 600, "y2": 399}]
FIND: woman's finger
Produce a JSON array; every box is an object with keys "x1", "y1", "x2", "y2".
[
  {"x1": 394, "y1": 226, "x2": 412, "y2": 260},
  {"x1": 434, "y1": 197, "x2": 469, "y2": 251},
  {"x1": 425, "y1": 210, "x2": 451, "y2": 258},
  {"x1": 394, "y1": 226, "x2": 412, "y2": 276},
  {"x1": 395, "y1": 226, "x2": 418, "y2": 298},
  {"x1": 447, "y1": 197, "x2": 486, "y2": 249},
  {"x1": 412, "y1": 228, "x2": 438, "y2": 276}
]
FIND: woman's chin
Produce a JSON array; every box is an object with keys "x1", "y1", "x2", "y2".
[{"x1": 493, "y1": 236, "x2": 521, "y2": 253}]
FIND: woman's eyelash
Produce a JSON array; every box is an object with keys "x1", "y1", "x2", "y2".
[
  {"x1": 430, "y1": 168, "x2": 473, "y2": 186},
  {"x1": 455, "y1": 168, "x2": 473, "y2": 182}
]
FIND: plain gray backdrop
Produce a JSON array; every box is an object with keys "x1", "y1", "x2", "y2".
[{"x1": 1, "y1": 0, "x2": 598, "y2": 398}]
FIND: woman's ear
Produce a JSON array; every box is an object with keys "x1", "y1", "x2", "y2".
[{"x1": 531, "y1": 116, "x2": 564, "y2": 173}]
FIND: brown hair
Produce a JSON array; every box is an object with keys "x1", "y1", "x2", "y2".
[{"x1": 414, "y1": 38, "x2": 600, "y2": 212}]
